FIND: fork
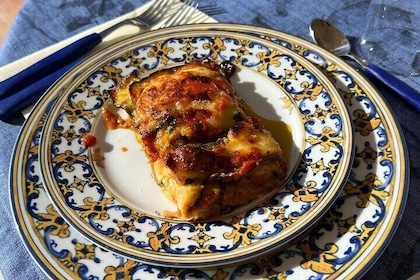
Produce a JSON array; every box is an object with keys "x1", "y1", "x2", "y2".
[
  {"x1": 0, "y1": 0, "x2": 177, "y2": 99},
  {"x1": 160, "y1": 0, "x2": 199, "y2": 28},
  {"x1": 0, "y1": 0, "x2": 203, "y2": 120},
  {"x1": 161, "y1": 1, "x2": 228, "y2": 27},
  {"x1": 100, "y1": 0, "x2": 176, "y2": 38}
]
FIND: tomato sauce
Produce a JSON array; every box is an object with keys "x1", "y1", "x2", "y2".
[
  {"x1": 82, "y1": 134, "x2": 97, "y2": 147},
  {"x1": 102, "y1": 107, "x2": 133, "y2": 130}
]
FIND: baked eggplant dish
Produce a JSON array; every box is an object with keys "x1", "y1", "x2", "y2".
[{"x1": 108, "y1": 60, "x2": 288, "y2": 221}]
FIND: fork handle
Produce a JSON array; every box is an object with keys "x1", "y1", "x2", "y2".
[{"x1": 0, "y1": 33, "x2": 102, "y2": 98}]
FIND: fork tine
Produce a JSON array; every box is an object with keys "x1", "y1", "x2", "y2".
[
  {"x1": 138, "y1": 0, "x2": 165, "y2": 19},
  {"x1": 179, "y1": 1, "x2": 200, "y2": 25},
  {"x1": 139, "y1": 0, "x2": 175, "y2": 26},
  {"x1": 161, "y1": 0, "x2": 199, "y2": 28}
]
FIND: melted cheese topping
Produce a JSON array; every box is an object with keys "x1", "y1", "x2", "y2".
[{"x1": 108, "y1": 60, "x2": 288, "y2": 220}]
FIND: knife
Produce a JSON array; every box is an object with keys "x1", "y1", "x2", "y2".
[
  {"x1": 0, "y1": 0, "x2": 179, "y2": 98},
  {"x1": 0, "y1": 1, "x2": 212, "y2": 120}
]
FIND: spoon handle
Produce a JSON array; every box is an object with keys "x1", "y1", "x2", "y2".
[{"x1": 364, "y1": 63, "x2": 420, "y2": 112}]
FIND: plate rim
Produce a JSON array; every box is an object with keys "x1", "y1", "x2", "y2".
[
  {"x1": 37, "y1": 28, "x2": 354, "y2": 267},
  {"x1": 9, "y1": 22, "x2": 409, "y2": 279}
]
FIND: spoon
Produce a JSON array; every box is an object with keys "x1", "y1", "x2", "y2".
[{"x1": 309, "y1": 18, "x2": 420, "y2": 112}]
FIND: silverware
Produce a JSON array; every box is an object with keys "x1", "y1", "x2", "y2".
[
  {"x1": 0, "y1": 0, "x2": 205, "y2": 120},
  {"x1": 0, "y1": 0, "x2": 177, "y2": 99},
  {"x1": 100, "y1": 0, "x2": 176, "y2": 38},
  {"x1": 309, "y1": 18, "x2": 420, "y2": 112},
  {"x1": 161, "y1": 0, "x2": 199, "y2": 28}
]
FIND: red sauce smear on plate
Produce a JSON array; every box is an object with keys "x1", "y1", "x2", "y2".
[{"x1": 82, "y1": 134, "x2": 97, "y2": 147}]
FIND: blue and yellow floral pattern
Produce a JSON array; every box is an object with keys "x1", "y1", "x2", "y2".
[
  {"x1": 38, "y1": 30, "x2": 352, "y2": 267},
  {"x1": 10, "y1": 25, "x2": 407, "y2": 279}
]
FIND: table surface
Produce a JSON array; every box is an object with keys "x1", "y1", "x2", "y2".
[{"x1": 0, "y1": 0, "x2": 419, "y2": 279}]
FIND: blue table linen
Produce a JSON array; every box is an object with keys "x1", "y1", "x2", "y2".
[{"x1": 0, "y1": 0, "x2": 419, "y2": 279}]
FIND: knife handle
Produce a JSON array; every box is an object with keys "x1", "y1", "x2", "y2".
[
  {"x1": 364, "y1": 63, "x2": 420, "y2": 112},
  {"x1": 0, "y1": 33, "x2": 102, "y2": 98},
  {"x1": 0, "y1": 60, "x2": 79, "y2": 121}
]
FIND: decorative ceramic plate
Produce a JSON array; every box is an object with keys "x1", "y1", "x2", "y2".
[
  {"x1": 37, "y1": 30, "x2": 352, "y2": 267},
  {"x1": 10, "y1": 24, "x2": 408, "y2": 279}
]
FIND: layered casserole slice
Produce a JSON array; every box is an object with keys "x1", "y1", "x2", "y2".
[{"x1": 108, "y1": 60, "x2": 288, "y2": 221}]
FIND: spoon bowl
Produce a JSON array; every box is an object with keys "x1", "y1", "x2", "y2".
[
  {"x1": 310, "y1": 19, "x2": 354, "y2": 58},
  {"x1": 309, "y1": 18, "x2": 420, "y2": 112}
]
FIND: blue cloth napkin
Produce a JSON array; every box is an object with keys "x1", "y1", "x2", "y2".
[{"x1": 0, "y1": 0, "x2": 419, "y2": 279}]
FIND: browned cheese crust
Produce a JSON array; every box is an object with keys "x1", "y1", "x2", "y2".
[{"x1": 108, "y1": 60, "x2": 288, "y2": 221}]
